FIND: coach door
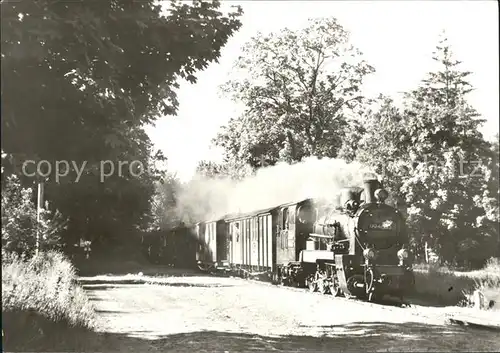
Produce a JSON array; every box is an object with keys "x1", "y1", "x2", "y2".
[
  {"x1": 287, "y1": 205, "x2": 298, "y2": 260},
  {"x1": 277, "y1": 206, "x2": 297, "y2": 263},
  {"x1": 216, "y1": 221, "x2": 228, "y2": 263},
  {"x1": 226, "y1": 223, "x2": 231, "y2": 263}
]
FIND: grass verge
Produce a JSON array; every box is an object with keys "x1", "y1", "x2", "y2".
[
  {"x1": 2, "y1": 250, "x2": 98, "y2": 351},
  {"x1": 413, "y1": 258, "x2": 500, "y2": 309}
]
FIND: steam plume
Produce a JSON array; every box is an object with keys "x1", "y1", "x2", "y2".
[{"x1": 171, "y1": 157, "x2": 375, "y2": 225}]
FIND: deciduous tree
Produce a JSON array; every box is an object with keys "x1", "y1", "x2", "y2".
[
  {"x1": 216, "y1": 17, "x2": 374, "y2": 167},
  {"x1": 1, "y1": 0, "x2": 242, "y2": 249},
  {"x1": 356, "y1": 34, "x2": 497, "y2": 266}
]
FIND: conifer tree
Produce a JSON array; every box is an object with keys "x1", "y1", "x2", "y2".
[
  {"x1": 355, "y1": 33, "x2": 497, "y2": 266},
  {"x1": 401, "y1": 34, "x2": 495, "y2": 266}
]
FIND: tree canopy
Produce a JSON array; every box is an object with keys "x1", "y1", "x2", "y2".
[
  {"x1": 215, "y1": 17, "x2": 375, "y2": 168},
  {"x1": 356, "y1": 35, "x2": 498, "y2": 266},
  {"x1": 1, "y1": 0, "x2": 242, "y2": 250},
  {"x1": 212, "y1": 26, "x2": 498, "y2": 267}
]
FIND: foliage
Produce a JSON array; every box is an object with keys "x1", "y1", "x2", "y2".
[
  {"x1": 215, "y1": 17, "x2": 375, "y2": 168},
  {"x1": 196, "y1": 160, "x2": 226, "y2": 178},
  {"x1": 1, "y1": 0, "x2": 242, "y2": 249},
  {"x1": 149, "y1": 173, "x2": 183, "y2": 231},
  {"x1": 211, "y1": 28, "x2": 497, "y2": 268},
  {"x1": 356, "y1": 96, "x2": 408, "y2": 190},
  {"x1": 1, "y1": 174, "x2": 67, "y2": 255},
  {"x1": 2, "y1": 250, "x2": 96, "y2": 328},
  {"x1": 195, "y1": 158, "x2": 254, "y2": 180},
  {"x1": 401, "y1": 37, "x2": 495, "y2": 266},
  {"x1": 413, "y1": 257, "x2": 500, "y2": 308},
  {"x1": 356, "y1": 34, "x2": 499, "y2": 266},
  {"x1": 413, "y1": 260, "x2": 500, "y2": 307}
]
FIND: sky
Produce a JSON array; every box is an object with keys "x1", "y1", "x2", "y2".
[{"x1": 145, "y1": 0, "x2": 499, "y2": 181}]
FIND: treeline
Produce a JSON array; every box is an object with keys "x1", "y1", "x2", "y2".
[
  {"x1": 1, "y1": 0, "x2": 243, "y2": 255},
  {"x1": 195, "y1": 19, "x2": 499, "y2": 269},
  {"x1": 2, "y1": 3, "x2": 497, "y2": 270}
]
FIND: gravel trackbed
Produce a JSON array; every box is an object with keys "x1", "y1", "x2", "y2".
[{"x1": 80, "y1": 274, "x2": 500, "y2": 352}]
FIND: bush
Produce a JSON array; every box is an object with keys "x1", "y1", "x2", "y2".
[
  {"x1": 463, "y1": 257, "x2": 500, "y2": 310},
  {"x1": 1, "y1": 174, "x2": 67, "y2": 255},
  {"x1": 483, "y1": 257, "x2": 500, "y2": 273},
  {"x1": 2, "y1": 250, "x2": 96, "y2": 328}
]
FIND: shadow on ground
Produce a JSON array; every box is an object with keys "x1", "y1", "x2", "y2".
[
  {"x1": 75, "y1": 260, "x2": 205, "y2": 278},
  {"x1": 78, "y1": 274, "x2": 234, "y2": 288},
  {"x1": 4, "y1": 320, "x2": 500, "y2": 352},
  {"x1": 80, "y1": 280, "x2": 235, "y2": 288}
]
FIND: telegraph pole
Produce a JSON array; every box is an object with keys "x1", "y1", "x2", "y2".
[
  {"x1": 260, "y1": 154, "x2": 266, "y2": 167},
  {"x1": 36, "y1": 181, "x2": 44, "y2": 256}
]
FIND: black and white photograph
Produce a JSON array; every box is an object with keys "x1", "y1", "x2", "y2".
[{"x1": 1, "y1": 0, "x2": 499, "y2": 352}]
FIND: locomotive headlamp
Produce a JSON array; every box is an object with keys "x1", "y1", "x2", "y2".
[
  {"x1": 363, "y1": 248, "x2": 376, "y2": 260},
  {"x1": 374, "y1": 188, "x2": 389, "y2": 203},
  {"x1": 397, "y1": 249, "x2": 409, "y2": 260}
]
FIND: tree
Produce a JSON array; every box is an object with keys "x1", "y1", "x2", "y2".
[
  {"x1": 1, "y1": 0, "x2": 243, "y2": 249},
  {"x1": 1, "y1": 174, "x2": 67, "y2": 255},
  {"x1": 216, "y1": 17, "x2": 374, "y2": 167},
  {"x1": 336, "y1": 113, "x2": 367, "y2": 163},
  {"x1": 351, "y1": 96, "x2": 410, "y2": 214},
  {"x1": 195, "y1": 158, "x2": 254, "y2": 180},
  {"x1": 150, "y1": 173, "x2": 183, "y2": 231},
  {"x1": 400, "y1": 35, "x2": 495, "y2": 266},
  {"x1": 357, "y1": 34, "x2": 497, "y2": 266},
  {"x1": 475, "y1": 134, "x2": 500, "y2": 258},
  {"x1": 196, "y1": 160, "x2": 226, "y2": 178},
  {"x1": 353, "y1": 96, "x2": 408, "y2": 174}
]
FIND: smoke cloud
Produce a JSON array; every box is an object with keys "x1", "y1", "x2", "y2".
[{"x1": 171, "y1": 157, "x2": 375, "y2": 225}]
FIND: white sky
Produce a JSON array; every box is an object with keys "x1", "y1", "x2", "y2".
[{"x1": 146, "y1": 0, "x2": 499, "y2": 181}]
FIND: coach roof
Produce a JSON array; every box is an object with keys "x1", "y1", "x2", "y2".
[
  {"x1": 222, "y1": 198, "x2": 313, "y2": 221},
  {"x1": 222, "y1": 206, "x2": 278, "y2": 221}
]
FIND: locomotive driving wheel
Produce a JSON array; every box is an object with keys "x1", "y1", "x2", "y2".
[
  {"x1": 328, "y1": 276, "x2": 342, "y2": 297},
  {"x1": 317, "y1": 277, "x2": 329, "y2": 294},
  {"x1": 271, "y1": 272, "x2": 279, "y2": 285},
  {"x1": 280, "y1": 275, "x2": 288, "y2": 286},
  {"x1": 345, "y1": 274, "x2": 365, "y2": 299},
  {"x1": 306, "y1": 274, "x2": 317, "y2": 292}
]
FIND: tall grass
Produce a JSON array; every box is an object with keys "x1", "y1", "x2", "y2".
[
  {"x1": 2, "y1": 250, "x2": 97, "y2": 350},
  {"x1": 413, "y1": 257, "x2": 500, "y2": 309}
]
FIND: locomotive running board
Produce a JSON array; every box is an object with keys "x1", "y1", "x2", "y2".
[{"x1": 308, "y1": 233, "x2": 336, "y2": 239}]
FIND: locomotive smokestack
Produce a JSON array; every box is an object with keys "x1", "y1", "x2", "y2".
[{"x1": 363, "y1": 179, "x2": 381, "y2": 204}]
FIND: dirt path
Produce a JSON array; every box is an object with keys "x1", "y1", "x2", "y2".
[{"x1": 81, "y1": 274, "x2": 500, "y2": 352}]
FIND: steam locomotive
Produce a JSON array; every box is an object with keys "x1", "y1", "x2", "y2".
[{"x1": 146, "y1": 178, "x2": 415, "y2": 303}]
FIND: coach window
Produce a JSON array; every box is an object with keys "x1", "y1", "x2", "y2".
[
  {"x1": 289, "y1": 209, "x2": 295, "y2": 225},
  {"x1": 282, "y1": 207, "x2": 289, "y2": 230},
  {"x1": 234, "y1": 223, "x2": 240, "y2": 242}
]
